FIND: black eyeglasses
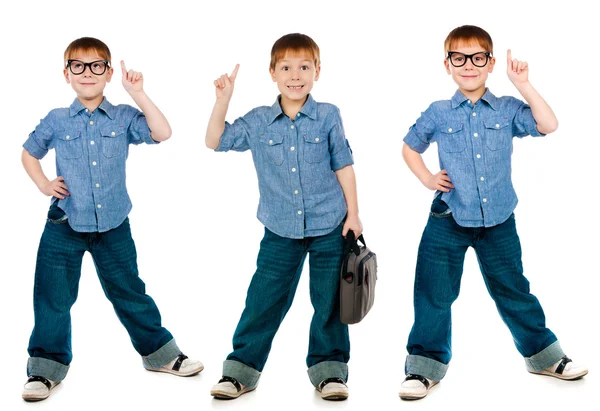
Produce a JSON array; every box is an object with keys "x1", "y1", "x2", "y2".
[
  {"x1": 447, "y1": 52, "x2": 491, "y2": 68},
  {"x1": 66, "y1": 59, "x2": 110, "y2": 75}
]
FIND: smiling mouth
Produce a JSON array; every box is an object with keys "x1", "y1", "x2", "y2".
[{"x1": 287, "y1": 85, "x2": 304, "y2": 90}]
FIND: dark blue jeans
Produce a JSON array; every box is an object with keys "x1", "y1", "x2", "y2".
[
  {"x1": 405, "y1": 197, "x2": 563, "y2": 381},
  {"x1": 223, "y1": 224, "x2": 350, "y2": 388},
  {"x1": 27, "y1": 204, "x2": 178, "y2": 382}
]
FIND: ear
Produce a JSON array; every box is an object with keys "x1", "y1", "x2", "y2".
[
  {"x1": 106, "y1": 66, "x2": 114, "y2": 83},
  {"x1": 64, "y1": 68, "x2": 71, "y2": 84},
  {"x1": 270, "y1": 66, "x2": 277, "y2": 82},
  {"x1": 444, "y1": 58, "x2": 451, "y2": 75},
  {"x1": 488, "y1": 56, "x2": 496, "y2": 73},
  {"x1": 314, "y1": 65, "x2": 321, "y2": 81}
]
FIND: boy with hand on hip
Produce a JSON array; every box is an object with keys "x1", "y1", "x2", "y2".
[
  {"x1": 21, "y1": 37, "x2": 203, "y2": 402},
  {"x1": 399, "y1": 25, "x2": 587, "y2": 400},
  {"x1": 205, "y1": 33, "x2": 361, "y2": 401}
]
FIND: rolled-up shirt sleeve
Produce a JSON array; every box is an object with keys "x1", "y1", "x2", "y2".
[
  {"x1": 329, "y1": 107, "x2": 354, "y2": 171},
  {"x1": 23, "y1": 113, "x2": 55, "y2": 159},
  {"x1": 128, "y1": 107, "x2": 156, "y2": 145},
  {"x1": 215, "y1": 115, "x2": 251, "y2": 152},
  {"x1": 403, "y1": 107, "x2": 436, "y2": 154},
  {"x1": 513, "y1": 101, "x2": 544, "y2": 138}
]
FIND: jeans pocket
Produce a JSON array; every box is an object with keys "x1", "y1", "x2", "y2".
[
  {"x1": 47, "y1": 202, "x2": 68, "y2": 224},
  {"x1": 430, "y1": 195, "x2": 452, "y2": 218}
]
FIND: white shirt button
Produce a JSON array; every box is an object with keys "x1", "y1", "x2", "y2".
[
  {"x1": 96, "y1": 183, "x2": 100, "y2": 188},
  {"x1": 467, "y1": 100, "x2": 471, "y2": 104},
  {"x1": 97, "y1": 204, "x2": 102, "y2": 208},
  {"x1": 483, "y1": 198, "x2": 487, "y2": 203},
  {"x1": 296, "y1": 113, "x2": 300, "y2": 117},
  {"x1": 474, "y1": 133, "x2": 479, "y2": 137},
  {"x1": 85, "y1": 109, "x2": 89, "y2": 112},
  {"x1": 111, "y1": 131, "x2": 116, "y2": 136},
  {"x1": 472, "y1": 112, "x2": 477, "y2": 117},
  {"x1": 290, "y1": 146, "x2": 295, "y2": 151},
  {"x1": 315, "y1": 138, "x2": 320, "y2": 142},
  {"x1": 448, "y1": 128, "x2": 453, "y2": 132},
  {"x1": 92, "y1": 161, "x2": 97, "y2": 166},
  {"x1": 90, "y1": 121, "x2": 94, "y2": 125},
  {"x1": 292, "y1": 168, "x2": 296, "y2": 172},
  {"x1": 297, "y1": 210, "x2": 302, "y2": 215},
  {"x1": 495, "y1": 124, "x2": 500, "y2": 128},
  {"x1": 480, "y1": 177, "x2": 485, "y2": 181},
  {"x1": 65, "y1": 135, "x2": 70, "y2": 140},
  {"x1": 90, "y1": 141, "x2": 95, "y2": 145},
  {"x1": 290, "y1": 125, "x2": 295, "y2": 129},
  {"x1": 294, "y1": 190, "x2": 299, "y2": 195},
  {"x1": 476, "y1": 154, "x2": 481, "y2": 158},
  {"x1": 269, "y1": 140, "x2": 273, "y2": 145}
]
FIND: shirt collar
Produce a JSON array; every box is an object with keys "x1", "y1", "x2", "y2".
[
  {"x1": 69, "y1": 97, "x2": 115, "y2": 119},
  {"x1": 451, "y1": 88, "x2": 498, "y2": 110},
  {"x1": 267, "y1": 94, "x2": 317, "y2": 125}
]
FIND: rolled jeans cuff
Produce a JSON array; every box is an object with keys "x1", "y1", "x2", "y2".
[
  {"x1": 27, "y1": 357, "x2": 69, "y2": 382},
  {"x1": 223, "y1": 359, "x2": 261, "y2": 388},
  {"x1": 524, "y1": 341, "x2": 565, "y2": 372},
  {"x1": 307, "y1": 361, "x2": 348, "y2": 387},
  {"x1": 405, "y1": 355, "x2": 448, "y2": 382},
  {"x1": 142, "y1": 339, "x2": 181, "y2": 369}
]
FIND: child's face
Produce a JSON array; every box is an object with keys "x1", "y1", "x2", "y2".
[
  {"x1": 63, "y1": 51, "x2": 113, "y2": 103},
  {"x1": 270, "y1": 51, "x2": 320, "y2": 104},
  {"x1": 444, "y1": 41, "x2": 495, "y2": 96}
]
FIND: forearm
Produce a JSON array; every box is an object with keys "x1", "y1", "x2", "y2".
[
  {"x1": 22, "y1": 149, "x2": 49, "y2": 191},
  {"x1": 402, "y1": 143, "x2": 433, "y2": 185},
  {"x1": 513, "y1": 82, "x2": 558, "y2": 134},
  {"x1": 205, "y1": 100, "x2": 230, "y2": 149},
  {"x1": 128, "y1": 91, "x2": 172, "y2": 141},
  {"x1": 335, "y1": 165, "x2": 359, "y2": 217}
]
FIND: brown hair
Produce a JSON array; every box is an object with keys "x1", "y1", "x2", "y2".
[
  {"x1": 270, "y1": 33, "x2": 320, "y2": 70},
  {"x1": 444, "y1": 25, "x2": 493, "y2": 55},
  {"x1": 64, "y1": 37, "x2": 111, "y2": 65}
]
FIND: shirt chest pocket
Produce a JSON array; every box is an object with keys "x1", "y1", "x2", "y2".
[
  {"x1": 483, "y1": 119, "x2": 512, "y2": 151},
  {"x1": 260, "y1": 133, "x2": 285, "y2": 166},
  {"x1": 56, "y1": 130, "x2": 83, "y2": 159},
  {"x1": 100, "y1": 128, "x2": 127, "y2": 158},
  {"x1": 303, "y1": 133, "x2": 328, "y2": 163},
  {"x1": 437, "y1": 123, "x2": 466, "y2": 153}
]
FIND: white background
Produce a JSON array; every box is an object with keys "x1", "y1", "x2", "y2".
[{"x1": 0, "y1": 0, "x2": 597, "y2": 410}]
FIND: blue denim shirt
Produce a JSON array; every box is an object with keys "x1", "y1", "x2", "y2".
[
  {"x1": 216, "y1": 95, "x2": 353, "y2": 239},
  {"x1": 404, "y1": 89, "x2": 543, "y2": 228},
  {"x1": 23, "y1": 98, "x2": 156, "y2": 233}
]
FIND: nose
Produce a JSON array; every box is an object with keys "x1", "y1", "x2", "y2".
[{"x1": 464, "y1": 56, "x2": 475, "y2": 69}]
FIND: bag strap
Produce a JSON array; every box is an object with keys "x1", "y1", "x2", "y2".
[{"x1": 343, "y1": 230, "x2": 366, "y2": 256}]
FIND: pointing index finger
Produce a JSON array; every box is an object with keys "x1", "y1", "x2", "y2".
[
  {"x1": 230, "y1": 64, "x2": 240, "y2": 81},
  {"x1": 120, "y1": 60, "x2": 127, "y2": 75}
]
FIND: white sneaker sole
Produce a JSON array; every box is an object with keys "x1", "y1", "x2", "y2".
[
  {"x1": 146, "y1": 363, "x2": 204, "y2": 377},
  {"x1": 211, "y1": 385, "x2": 255, "y2": 399},
  {"x1": 530, "y1": 369, "x2": 588, "y2": 380}
]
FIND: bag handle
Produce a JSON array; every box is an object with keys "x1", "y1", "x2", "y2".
[{"x1": 343, "y1": 230, "x2": 366, "y2": 256}]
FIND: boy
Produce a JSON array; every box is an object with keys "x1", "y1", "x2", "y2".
[
  {"x1": 205, "y1": 33, "x2": 362, "y2": 401},
  {"x1": 21, "y1": 37, "x2": 203, "y2": 402},
  {"x1": 399, "y1": 25, "x2": 587, "y2": 400}
]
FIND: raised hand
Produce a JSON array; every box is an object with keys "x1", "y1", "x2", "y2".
[
  {"x1": 506, "y1": 49, "x2": 529, "y2": 85},
  {"x1": 424, "y1": 170, "x2": 454, "y2": 192},
  {"x1": 214, "y1": 64, "x2": 240, "y2": 101},
  {"x1": 121, "y1": 60, "x2": 144, "y2": 94},
  {"x1": 41, "y1": 176, "x2": 70, "y2": 199}
]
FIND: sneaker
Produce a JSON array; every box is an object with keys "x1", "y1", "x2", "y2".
[
  {"x1": 530, "y1": 356, "x2": 588, "y2": 380},
  {"x1": 146, "y1": 353, "x2": 204, "y2": 377},
  {"x1": 22, "y1": 376, "x2": 58, "y2": 402},
  {"x1": 316, "y1": 377, "x2": 348, "y2": 401},
  {"x1": 399, "y1": 374, "x2": 437, "y2": 400},
  {"x1": 211, "y1": 376, "x2": 255, "y2": 399}
]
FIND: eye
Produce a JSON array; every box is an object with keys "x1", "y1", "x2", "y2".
[
  {"x1": 92, "y1": 62, "x2": 102, "y2": 69},
  {"x1": 73, "y1": 62, "x2": 84, "y2": 69},
  {"x1": 281, "y1": 66, "x2": 290, "y2": 71},
  {"x1": 300, "y1": 65, "x2": 309, "y2": 71}
]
